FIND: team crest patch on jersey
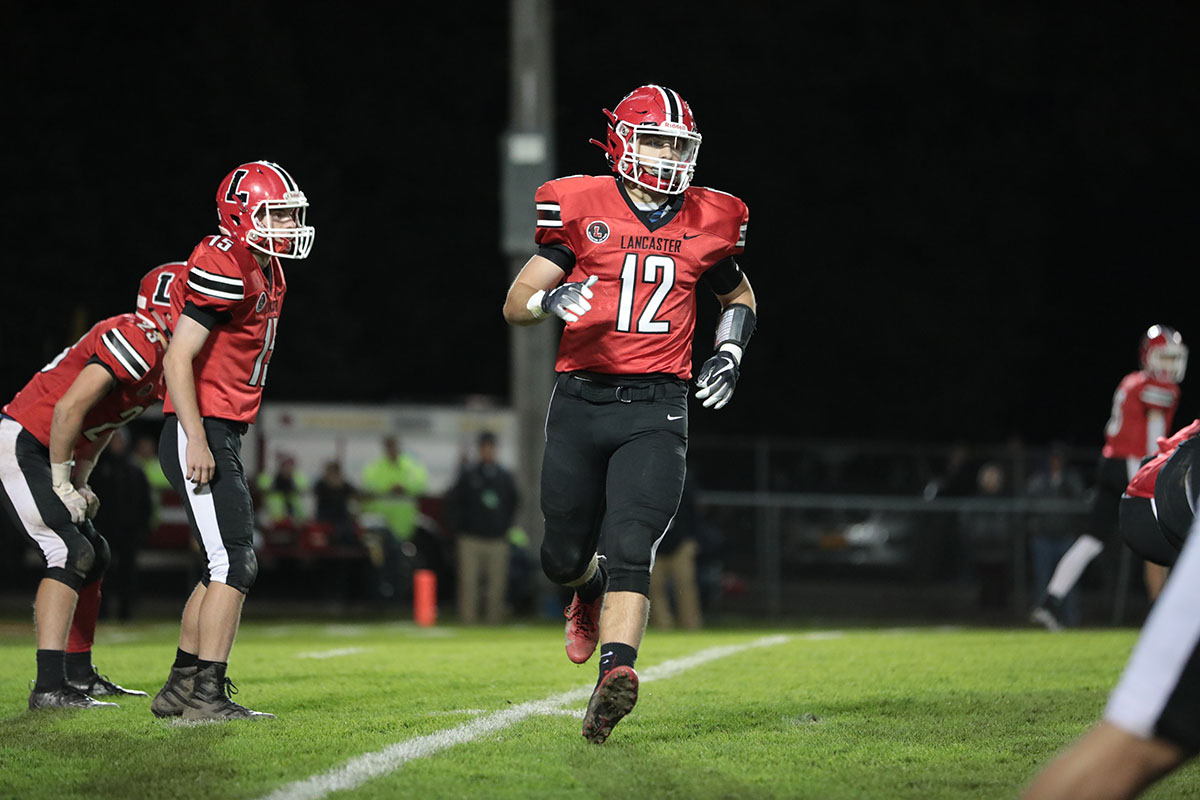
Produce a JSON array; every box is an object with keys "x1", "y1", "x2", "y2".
[
  {"x1": 586, "y1": 221, "x2": 610, "y2": 243},
  {"x1": 256, "y1": 292, "x2": 268, "y2": 313}
]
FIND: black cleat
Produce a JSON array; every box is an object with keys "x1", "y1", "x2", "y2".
[
  {"x1": 151, "y1": 665, "x2": 198, "y2": 718},
  {"x1": 29, "y1": 686, "x2": 119, "y2": 710},
  {"x1": 582, "y1": 665, "x2": 639, "y2": 744},
  {"x1": 68, "y1": 670, "x2": 149, "y2": 698},
  {"x1": 181, "y1": 664, "x2": 274, "y2": 721}
]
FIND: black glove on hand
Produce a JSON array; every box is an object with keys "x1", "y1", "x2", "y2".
[{"x1": 694, "y1": 351, "x2": 740, "y2": 409}]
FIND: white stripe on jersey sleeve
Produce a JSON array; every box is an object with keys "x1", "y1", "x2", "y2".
[
  {"x1": 188, "y1": 266, "x2": 245, "y2": 301},
  {"x1": 102, "y1": 329, "x2": 150, "y2": 380},
  {"x1": 1141, "y1": 386, "x2": 1176, "y2": 408}
]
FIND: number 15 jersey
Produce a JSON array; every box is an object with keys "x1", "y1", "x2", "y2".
[
  {"x1": 534, "y1": 176, "x2": 748, "y2": 380},
  {"x1": 163, "y1": 235, "x2": 286, "y2": 424}
]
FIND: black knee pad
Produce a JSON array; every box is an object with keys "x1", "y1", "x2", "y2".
[
  {"x1": 540, "y1": 540, "x2": 595, "y2": 587},
  {"x1": 224, "y1": 545, "x2": 258, "y2": 593},
  {"x1": 604, "y1": 524, "x2": 658, "y2": 596},
  {"x1": 45, "y1": 529, "x2": 96, "y2": 590},
  {"x1": 79, "y1": 521, "x2": 110, "y2": 585}
]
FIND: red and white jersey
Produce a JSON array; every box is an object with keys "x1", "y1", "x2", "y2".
[
  {"x1": 1102, "y1": 370, "x2": 1181, "y2": 459},
  {"x1": 1126, "y1": 418, "x2": 1200, "y2": 499},
  {"x1": 3, "y1": 314, "x2": 165, "y2": 450},
  {"x1": 535, "y1": 175, "x2": 748, "y2": 379},
  {"x1": 163, "y1": 234, "x2": 286, "y2": 424}
]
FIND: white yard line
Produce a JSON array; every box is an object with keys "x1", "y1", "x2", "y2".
[
  {"x1": 295, "y1": 647, "x2": 371, "y2": 660},
  {"x1": 257, "y1": 633, "x2": 795, "y2": 800}
]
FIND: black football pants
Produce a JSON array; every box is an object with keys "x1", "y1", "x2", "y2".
[{"x1": 540, "y1": 373, "x2": 688, "y2": 596}]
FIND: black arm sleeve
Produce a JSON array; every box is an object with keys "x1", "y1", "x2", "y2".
[
  {"x1": 537, "y1": 244, "x2": 576, "y2": 273},
  {"x1": 700, "y1": 256, "x2": 745, "y2": 296},
  {"x1": 182, "y1": 300, "x2": 233, "y2": 330}
]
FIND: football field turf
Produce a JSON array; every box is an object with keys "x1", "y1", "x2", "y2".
[{"x1": 1, "y1": 618, "x2": 1197, "y2": 799}]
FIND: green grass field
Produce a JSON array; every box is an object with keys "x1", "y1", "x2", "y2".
[{"x1": 1, "y1": 617, "x2": 1197, "y2": 799}]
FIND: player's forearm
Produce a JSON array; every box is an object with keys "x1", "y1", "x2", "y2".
[
  {"x1": 48, "y1": 401, "x2": 87, "y2": 465},
  {"x1": 164, "y1": 350, "x2": 206, "y2": 440},
  {"x1": 72, "y1": 432, "x2": 112, "y2": 486},
  {"x1": 503, "y1": 281, "x2": 547, "y2": 326}
]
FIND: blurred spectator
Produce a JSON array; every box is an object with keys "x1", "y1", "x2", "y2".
[
  {"x1": 447, "y1": 431, "x2": 518, "y2": 625},
  {"x1": 361, "y1": 435, "x2": 428, "y2": 542},
  {"x1": 133, "y1": 432, "x2": 171, "y2": 526},
  {"x1": 960, "y1": 460, "x2": 1012, "y2": 610},
  {"x1": 256, "y1": 452, "x2": 309, "y2": 528},
  {"x1": 1025, "y1": 442, "x2": 1088, "y2": 628},
  {"x1": 314, "y1": 460, "x2": 361, "y2": 546},
  {"x1": 90, "y1": 428, "x2": 153, "y2": 621},
  {"x1": 649, "y1": 471, "x2": 704, "y2": 630}
]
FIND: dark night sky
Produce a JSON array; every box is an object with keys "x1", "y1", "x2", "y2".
[{"x1": 3, "y1": 2, "x2": 1197, "y2": 449}]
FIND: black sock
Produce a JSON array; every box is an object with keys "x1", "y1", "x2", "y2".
[
  {"x1": 35, "y1": 649, "x2": 66, "y2": 692},
  {"x1": 575, "y1": 562, "x2": 609, "y2": 604},
  {"x1": 173, "y1": 648, "x2": 199, "y2": 669},
  {"x1": 64, "y1": 650, "x2": 94, "y2": 682},
  {"x1": 597, "y1": 642, "x2": 637, "y2": 684},
  {"x1": 195, "y1": 659, "x2": 227, "y2": 672}
]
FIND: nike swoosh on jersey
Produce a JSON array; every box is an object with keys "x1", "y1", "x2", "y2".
[
  {"x1": 682, "y1": 233, "x2": 702, "y2": 239},
  {"x1": 667, "y1": 414, "x2": 683, "y2": 420}
]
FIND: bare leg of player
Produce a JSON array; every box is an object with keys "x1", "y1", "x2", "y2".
[
  {"x1": 1144, "y1": 562, "x2": 1170, "y2": 602},
  {"x1": 599, "y1": 591, "x2": 649, "y2": 649},
  {"x1": 177, "y1": 582, "x2": 205, "y2": 655},
  {"x1": 34, "y1": 579, "x2": 77, "y2": 650},
  {"x1": 196, "y1": 581, "x2": 245, "y2": 662}
]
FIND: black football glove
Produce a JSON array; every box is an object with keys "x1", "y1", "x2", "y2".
[
  {"x1": 540, "y1": 275, "x2": 597, "y2": 322},
  {"x1": 694, "y1": 351, "x2": 740, "y2": 409}
]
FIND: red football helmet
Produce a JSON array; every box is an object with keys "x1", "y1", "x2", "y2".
[
  {"x1": 590, "y1": 85, "x2": 702, "y2": 195},
  {"x1": 135, "y1": 261, "x2": 185, "y2": 338},
  {"x1": 1140, "y1": 324, "x2": 1188, "y2": 383},
  {"x1": 215, "y1": 161, "x2": 314, "y2": 259}
]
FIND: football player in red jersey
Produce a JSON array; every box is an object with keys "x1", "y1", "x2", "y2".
[
  {"x1": 1031, "y1": 325, "x2": 1186, "y2": 630},
  {"x1": 503, "y1": 85, "x2": 757, "y2": 743},
  {"x1": 150, "y1": 160, "x2": 313, "y2": 722},
  {"x1": 0, "y1": 262, "x2": 181, "y2": 710}
]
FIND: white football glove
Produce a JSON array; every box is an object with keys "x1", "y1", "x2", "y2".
[
  {"x1": 694, "y1": 351, "x2": 740, "y2": 410},
  {"x1": 51, "y1": 462, "x2": 88, "y2": 525},
  {"x1": 529, "y1": 275, "x2": 598, "y2": 322}
]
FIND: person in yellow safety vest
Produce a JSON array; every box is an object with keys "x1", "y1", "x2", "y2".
[
  {"x1": 255, "y1": 453, "x2": 309, "y2": 526},
  {"x1": 361, "y1": 435, "x2": 428, "y2": 541},
  {"x1": 134, "y1": 433, "x2": 172, "y2": 528}
]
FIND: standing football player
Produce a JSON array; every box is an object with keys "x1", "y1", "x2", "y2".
[
  {"x1": 503, "y1": 85, "x2": 757, "y2": 743},
  {"x1": 0, "y1": 262, "x2": 181, "y2": 709},
  {"x1": 1031, "y1": 325, "x2": 1186, "y2": 630},
  {"x1": 149, "y1": 161, "x2": 313, "y2": 722}
]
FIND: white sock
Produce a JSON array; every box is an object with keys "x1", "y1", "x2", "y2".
[{"x1": 1046, "y1": 534, "x2": 1105, "y2": 599}]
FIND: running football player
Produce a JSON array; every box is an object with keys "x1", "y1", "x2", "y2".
[
  {"x1": 503, "y1": 85, "x2": 757, "y2": 743},
  {"x1": 150, "y1": 160, "x2": 313, "y2": 721},
  {"x1": 0, "y1": 262, "x2": 181, "y2": 709},
  {"x1": 1031, "y1": 325, "x2": 1185, "y2": 629}
]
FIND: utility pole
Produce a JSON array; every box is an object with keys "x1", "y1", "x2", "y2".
[{"x1": 503, "y1": 0, "x2": 556, "y2": 607}]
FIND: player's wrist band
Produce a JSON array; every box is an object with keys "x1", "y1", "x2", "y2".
[{"x1": 527, "y1": 290, "x2": 548, "y2": 320}]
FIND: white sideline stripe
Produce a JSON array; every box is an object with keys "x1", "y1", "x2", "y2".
[
  {"x1": 296, "y1": 647, "x2": 370, "y2": 660},
  {"x1": 257, "y1": 634, "x2": 793, "y2": 800}
]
